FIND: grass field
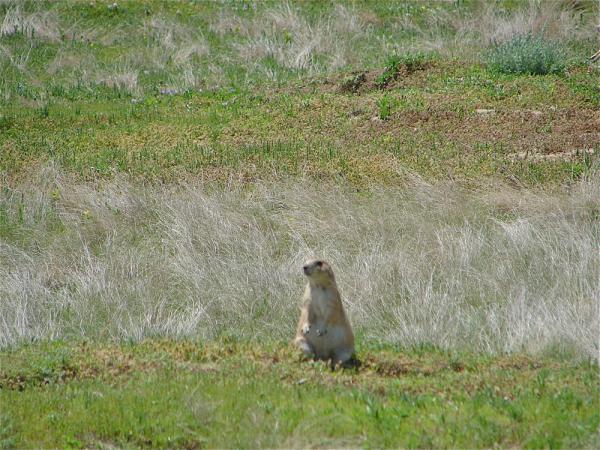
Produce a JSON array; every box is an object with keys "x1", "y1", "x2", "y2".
[
  {"x1": 1, "y1": 0, "x2": 599, "y2": 448},
  {"x1": 2, "y1": 340, "x2": 599, "y2": 448},
  {"x1": 1, "y1": 0, "x2": 599, "y2": 185}
]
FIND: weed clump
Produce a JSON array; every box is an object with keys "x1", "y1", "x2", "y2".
[
  {"x1": 376, "y1": 52, "x2": 430, "y2": 88},
  {"x1": 376, "y1": 95, "x2": 392, "y2": 120},
  {"x1": 485, "y1": 34, "x2": 567, "y2": 75}
]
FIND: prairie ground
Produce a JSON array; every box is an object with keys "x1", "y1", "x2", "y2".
[
  {"x1": 1, "y1": 340, "x2": 599, "y2": 448},
  {"x1": 1, "y1": 0, "x2": 599, "y2": 448}
]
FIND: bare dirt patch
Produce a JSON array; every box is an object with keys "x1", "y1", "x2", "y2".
[{"x1": 346, "y1": 104, "x2": 600, "y2": 160}]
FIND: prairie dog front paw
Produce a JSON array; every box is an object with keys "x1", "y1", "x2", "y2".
[{"x1": 301, "y1": 324, "x2": 311, "y2": 335}]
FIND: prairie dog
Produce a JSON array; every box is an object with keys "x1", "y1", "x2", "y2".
[{"x1": 294, "y1": 259, "x2": 356, "y2": 366}]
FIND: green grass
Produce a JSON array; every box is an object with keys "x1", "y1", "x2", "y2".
[
  {"x1": 1, "y1": 62, "x2": 598, "y2": 186},
  {"x1": 1, "y1": 340, "x2": 598, "y2": 448},
  {"x1": 2, "y1": 2, "x2": 599, "y2": 446},
  {"x1": 375, "y1": 52, "x2": 432, "y2": 88},
  {"x1": 1, "y1": 0, "x2": 598, "y2": 185}
]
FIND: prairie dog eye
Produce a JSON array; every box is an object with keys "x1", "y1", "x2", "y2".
[{"x1": 316, "y1": 261, "x2": 323, "y2": 267}]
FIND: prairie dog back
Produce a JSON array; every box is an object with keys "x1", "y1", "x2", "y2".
[{"x1": 293, "y1": 259, "x2": 355, "y2": 366}]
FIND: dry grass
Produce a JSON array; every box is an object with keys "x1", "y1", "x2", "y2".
[
  {"x1": 1, "y1": 166, "x2": 598, "y2": 361},
  {"x1": 221, "y1": 0, "x2": 597, "y2": 76},
  {"x1": 0, "y1": 43, "x2": 33, "y2": 74},
  {"x1": 96, "y1": 65, "x2": 139, "y2": 95},
  {"x1": 394, "y1": 0, "x2": 596, "y2": 57},
  {"x1": 477, "y1": 0, "x2": 592, "y2": 44},
  {"x1": 2, "y1": 1, "x2": 596, "y2": 93},
  {"x1": 0, "y1": 6, "x2": 60, "y2": 42},
  {"x1": 230, "y1": 2, "x2": 368, "y2": 73},
  {"x1": 144, "y1": 16, "x2": 209, "y2": 68}
]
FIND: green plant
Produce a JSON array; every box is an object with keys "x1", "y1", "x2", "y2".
[
  {"x1": 376, "y1": 52, "x2": 429, "y2": 88},
  {"x1": 37, "y1": 103, "x2": 50, "y2": 119},
  {"x1": 485, "y1": 34, "x2": 567, "y2": 75},
  {"x1": 377, "y1": 95, "x2": 392, "y2": 120}
]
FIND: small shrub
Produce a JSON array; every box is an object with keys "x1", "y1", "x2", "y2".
[
  {"x1": 377, "y1": 95, "x2": 392, "y2": 120},
  {"x1": 376, "y1": 52, "x2": 429, "y2": 88},
  {"x1": 485, "y1": 34, "x2": 567, "y2": 75}
]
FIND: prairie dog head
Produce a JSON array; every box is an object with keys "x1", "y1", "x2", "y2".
[{"x1": 302, "y1": 259, "x2": 336, "y2": 287}]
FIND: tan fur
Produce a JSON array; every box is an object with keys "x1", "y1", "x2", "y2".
[{"x1": 293, "y1": 259, "x2": 355, "y2": 366}]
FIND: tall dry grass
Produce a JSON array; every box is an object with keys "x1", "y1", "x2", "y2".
[
  {"x1": 0, "y1": 5, "x2": 60, "y2": 42},
  {"x1": 2, "y1": 1, "x2": 596, "y2": 93},
  {"x1": 1, "y1": 166, "x2": 598, "y2": 361},
  {"x1": 396, "y1": 0, "x2": 597, "y2": 57},
  {"x1": 227, "y1": 2, "x2": 368, "y2": 73}
]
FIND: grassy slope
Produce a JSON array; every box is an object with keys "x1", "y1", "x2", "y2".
[
  {"x1": 1, "y1": 1, "x2": 599, "y2": 448},
  {"x1": 1, "y1": 62, "x2": 599, "y2": 186},
  {"x1": 1, "y1": 340, "x2": 599, "y2": 448},
  {"x1": 1, "y1": 0, "x2": 598, "y2": 185}
]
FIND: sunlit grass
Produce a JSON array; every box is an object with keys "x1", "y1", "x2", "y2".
[
  {"x1": 1, "y1": 340, "x2": 598, "y2": 448},
  {"x1": 1, "y1": 166, "x2": 598, "y2": 361},
  {"x1": 1, "y1": 2, "x2": 599, "y2": 447}
]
